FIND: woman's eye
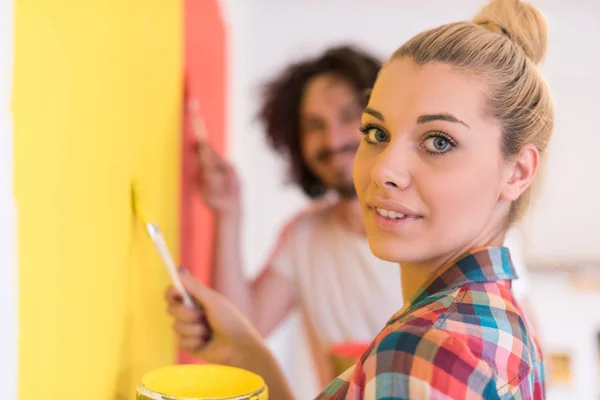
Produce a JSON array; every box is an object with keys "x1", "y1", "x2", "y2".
[
  {"x1": 363, "y1": 127, "x2": 389, "y2": 144},
  {"x1": 423, "y1": 136, "x2": 454, "y2": 153}
]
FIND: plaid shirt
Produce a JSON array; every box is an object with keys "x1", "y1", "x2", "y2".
[{"x1": 317, "y1": 247, "x2": 544, "y2": 399}]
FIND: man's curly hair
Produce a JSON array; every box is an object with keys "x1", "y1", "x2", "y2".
[{"x1": 258, "y1": 45, "x2": 381, "y2": 198}]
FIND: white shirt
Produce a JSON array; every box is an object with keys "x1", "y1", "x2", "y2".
[
  {"x1": 270, "y1": 200, "x2": 529, "y2": 346},
  {"x1": 270, "y1": 200, "x2": 402, "y2": 346}
]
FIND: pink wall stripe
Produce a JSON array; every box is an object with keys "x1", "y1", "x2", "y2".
[{"x1": 179, "y1": 0, "x2": 227, "y2": 364}]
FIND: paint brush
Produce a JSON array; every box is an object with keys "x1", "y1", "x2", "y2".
[
  {"x1": 185, "y1": 80, "x2": 213, "y2": 168},
  {"x1": 130, "y1": 182, "x2": 195, "y2": 308},
  {"x1": 187, "y1": 97, "x2": 207, "y2": 142}
]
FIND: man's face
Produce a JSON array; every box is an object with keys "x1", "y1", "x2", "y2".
[{"x1": 299, "y1": 74, "x2": 363, "y2": 198}]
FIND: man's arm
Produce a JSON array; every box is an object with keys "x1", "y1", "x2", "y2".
[{"x1": 210, "y1": 214, "x2": 297, "y2": 337}]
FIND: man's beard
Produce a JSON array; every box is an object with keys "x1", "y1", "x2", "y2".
[
  {"x1": 313, "y1": 142, "x2": 360, "y2": 199},
  {"x1": 329, "y1": 171, "x2": 357, "y2": 199},
  {"x1": 330, "y1": 181, "x2": 354, "y2": 198}
]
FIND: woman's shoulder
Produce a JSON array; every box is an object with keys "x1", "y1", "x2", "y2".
[
  {"x1": 359, "y1": 282, "x2": 540, "y2": 398},
  {"x1": 339, "y1": 326, "x2": 498, "y2": 399}
]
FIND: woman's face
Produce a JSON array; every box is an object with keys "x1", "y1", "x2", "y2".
[{"x1": 353, "y1": 58, "x2": 537, "y2": 264}]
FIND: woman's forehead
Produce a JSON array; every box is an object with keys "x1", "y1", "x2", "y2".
[{"x1": 368, "y1": 59, "x2": 487, "y2": 124}]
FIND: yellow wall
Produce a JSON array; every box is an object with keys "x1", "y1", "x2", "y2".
[{"x1": 12, "y1": 1, "x2": 182, "y2": 398}]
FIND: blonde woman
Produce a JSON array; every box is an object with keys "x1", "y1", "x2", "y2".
[{"x1": 166, "y1": 0, "x2": 552, "y2": 398}]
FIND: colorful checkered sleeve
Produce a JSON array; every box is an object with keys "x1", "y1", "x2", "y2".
[{"x1": 318, "y1": 328, "x2": 500, "y2": 399}]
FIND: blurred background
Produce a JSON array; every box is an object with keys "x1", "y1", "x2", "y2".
[{"x1": 1, "y1": 0, "x2": 599, "y2": 399}]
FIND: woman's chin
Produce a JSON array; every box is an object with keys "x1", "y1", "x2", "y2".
[{"x1": 367, "y1": 236, "x2": 423, "y2": 264}]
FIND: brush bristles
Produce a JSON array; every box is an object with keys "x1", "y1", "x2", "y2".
[{"x1": 130, "y1": 181, "x2": 148, "y2": 225}]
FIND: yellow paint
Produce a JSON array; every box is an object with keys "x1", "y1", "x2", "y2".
[
  {"x1": 138, "y1": 365, "x2": 268, "y2": 399},
  {"x1": 13, "y1": 1, "x2": 182, "y2": 399},
  {"x1": 131, "y1": 181, "x2": 149, "y2": 226}
]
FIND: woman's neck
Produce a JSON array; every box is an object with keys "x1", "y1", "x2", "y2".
[
  {"x1": 400, "y1": 262, "x2": 439, "y2": 302},
  {"x1": 400, "y1": 230, "x2": 507, "y2": 302}
]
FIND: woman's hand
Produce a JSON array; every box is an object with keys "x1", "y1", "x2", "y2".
[
  {"x1": 165, "y1": 270, "x2": 262, "y2": 367},
  {"x1": 165, "y1": 270, "x2": 296, "y2": 399}
]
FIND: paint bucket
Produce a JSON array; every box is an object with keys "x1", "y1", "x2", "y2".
[
  {"x1": 330, "y1": 341, "x2": 370, "y2": 375},
  {"x1": 137, "y1": 364, "x2": 268, "y2": 400}
]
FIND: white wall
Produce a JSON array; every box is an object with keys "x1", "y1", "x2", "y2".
[
  {"x1": 525, "y1": 1, "x2": 600, "y2": 263},
  {"x1": 529, "y1": 270, "x2": 600, "y2": 400},
  {"x1": 221, "y1": 0, "x2": 600, "y2": 398},
  {"x1": 224, "y1": 0, "x2": 600, "y2": 276},
  {"x1": 0, "y1": 0, "x2": 18, "y2": 398}
]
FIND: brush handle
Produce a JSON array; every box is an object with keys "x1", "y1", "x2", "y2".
[
  {"x1": 187, "y1": 98, "x2": 207, "y2": 142},
  {"x1": 147, "y1": 223, "x2": 195, "y2": 308},
  {"x1": 146, "y1": 223, "x2": 214, "y2": 342}
]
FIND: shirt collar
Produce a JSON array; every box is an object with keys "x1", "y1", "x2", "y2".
[{"x1": 405, "y1": 246, "x2": 517, "y2": 311}]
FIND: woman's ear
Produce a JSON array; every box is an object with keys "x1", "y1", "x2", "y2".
[{"x1": 500, "y1": 143, "x2": 540, "y2": 201}]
